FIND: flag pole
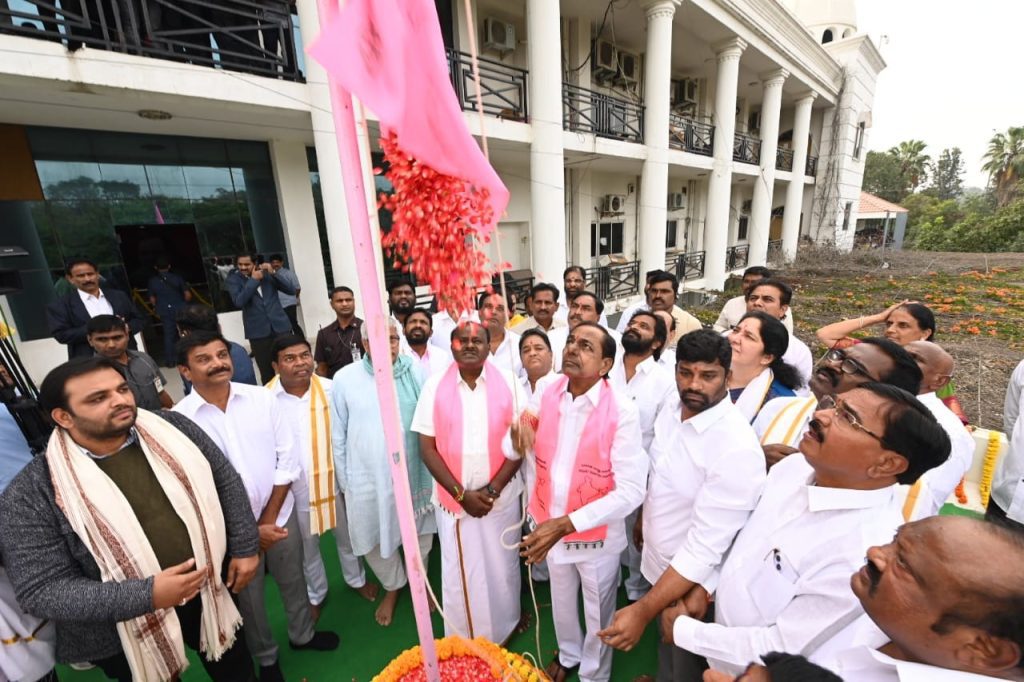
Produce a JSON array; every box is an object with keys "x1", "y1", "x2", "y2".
[{"x1": 314, "y1": 7, "x2": 440, "y2": 679}]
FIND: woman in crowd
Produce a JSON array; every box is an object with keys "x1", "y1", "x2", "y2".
[
  {"x1": 728, "y1": 311, "x2": 802, "y2": 422},
  {"x1": 518, "y1": 328, "x2": 556, "y2": 399},
  {"x1": 815, "y1": 300, "x2": 967, "y2": 423}
]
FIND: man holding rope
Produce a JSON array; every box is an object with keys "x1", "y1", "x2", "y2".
[{"x1": 412, "y1": 321, "x2": 527, "y2": 644}]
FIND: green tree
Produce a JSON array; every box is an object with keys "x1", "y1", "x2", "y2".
[
  {"x1": 889, "y1": 140, "x2": 931, "y2": 192},
  {"x1": 927, "y1": 147, "x2": 964, "y2": 200},
  {"x1": 863, "y1": 150, "x2": 907, "y2": 202},
  {"x1": 982, "y1": 126, "x2": 1024, "y2": 207}
]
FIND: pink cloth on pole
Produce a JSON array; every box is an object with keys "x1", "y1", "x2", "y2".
[{"x1": 307, "y1": 0, "x2": 509, "y2": 230}]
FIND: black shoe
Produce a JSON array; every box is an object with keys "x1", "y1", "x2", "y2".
[
  {"x1": 290, "y1": 630, "x2": 339, "y2": 651},
  {"x1": 259, "y1": 662, "x2": 285, "y2": 682}
]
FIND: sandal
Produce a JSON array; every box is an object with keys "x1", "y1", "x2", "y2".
[{"x1": 544, "y1": 654, "x2": 579, "y2": 682}]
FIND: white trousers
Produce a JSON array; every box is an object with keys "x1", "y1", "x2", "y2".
[
  {"x1": 436, "y1": 502, "x2": 522, "y2": 643},
  {"x1": 364, "y1": 533, "x2": 435, "y2": 592},
  {"x1": 296, "y1": 492, "x2": 366, "y2": 604},
  {"x1": 548, "y1": 552, "x2": 621, "y2": 682}
]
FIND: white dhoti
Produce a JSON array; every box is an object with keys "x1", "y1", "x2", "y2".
[
  {"x1": 548, "y1": 552, "x2": 621, "y2": 682},
  {"x1": 435, "y1": 502, "x2": 522, "y2": 643}
]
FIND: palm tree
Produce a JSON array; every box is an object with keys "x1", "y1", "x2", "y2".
[
  {"x1": 888, "y1": 140, "x2": 931, "y2": 193},
  {"x1": 981, "y1": 126, "x2": 1024, "y2": 207}
]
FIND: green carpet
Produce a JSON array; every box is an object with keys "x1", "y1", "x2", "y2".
[{"x1": 58, "y1": 534, "x2": 659, "y2": 681}]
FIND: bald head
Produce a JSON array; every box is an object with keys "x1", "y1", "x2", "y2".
[{"x1": 905, "y1": 341, "x2": 954, "y2": 395}]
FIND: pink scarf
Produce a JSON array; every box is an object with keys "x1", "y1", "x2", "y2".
[
  {"x1": 529, "y1": 375, "x2": 619, "y2": 544},
  {"x1": 433, "y1": 360, "x2": 514, "y2": 514}
]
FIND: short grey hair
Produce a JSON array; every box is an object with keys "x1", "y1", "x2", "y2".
[{"x1": 360, "y1": 318, "x2": 400, "y2": 342}]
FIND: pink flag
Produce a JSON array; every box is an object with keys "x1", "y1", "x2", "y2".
[
  {"x1": 153, "y1": 201, "x2": 165, "y2": 225},
  {"x1": 307, "y1": 0, "x2": 509, "y2": 229}
]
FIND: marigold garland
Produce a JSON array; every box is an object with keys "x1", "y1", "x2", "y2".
[
  {"x1": 373, "y1": 636, "x2": 548, "y2": 682},
  {"x1": 377, "y1": 131, "x2": 507, "y2": 315},
  {"x1": 979, "y1": 430, "x2": 1001, "y2": 509},
  {"x1": 954, "y1": 478, "x2": 967, "y2": 505}
]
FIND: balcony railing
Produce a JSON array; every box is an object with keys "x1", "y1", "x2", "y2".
[
  {"x1": 806, "y1": 155, "x2": 819, "y2": 176},
  {"x1": 725, "y1": 244, "x2": 750, "y2": 271},
  {"x1": 668, "y1": 114, "x2": 715, "y2": 157},
  {"x1": 1, "y1": 0, "x2": 302, "y2": 81},
  {"x1": 563, "y1": 84, "x2": 644, "y2": 144},
  {"x1": 447, "y1": 49, "x2": 528, "y2": 122},
  {"x1": 767, "y1": 239, "x2": 784, "y2": 264},
  {"x1": 733, "y1": 132, "x2": 761, "y2": 165},
  {"x1": 584, "y1": 260, "x2": 640, "y2": 301},
  {"x1": 776, "y1": 148, "x2": 794, "y2": 172},
  {"x1": 665, "y1": 251, "x2": 706, "y2": 281}
]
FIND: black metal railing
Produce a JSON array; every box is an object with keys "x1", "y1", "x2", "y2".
[
  {"x1": 776, "y1": 147, "x2": 794, "y2": 172},
  {"x1": 585, "y1": 261, "x2": 640, "y2": 300},
  {"x1": 665, "y1": 251, "x2": 706, "y2": 281},
  {"x1": 733, "y1": 132, "x2": 761, "y2": 165},
  {"x1": 447, "y1": 49, "x2": 528, "y2": 122},
  {"x1": 725, "y1": 244, "x2": 749, "y2": 271},
  {"x1": 1, "y1": 0, "x2": 302, "y2": 80},
  {"x1": 806, "y1": 155, "x2": 819, "y2": 176},
  {"x1": 668, "y1": 114, "x2": 715, "y2": 157},
  {"x1": 563, "y1": 83, "x2": 644, "y2": 143},
  {"x1": 767, "y1": 239, "x2": 784, "y2": 264}
]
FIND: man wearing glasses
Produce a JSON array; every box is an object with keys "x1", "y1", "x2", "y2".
[
  {"x1": 754, "y1": 338, "x2": 923, "y2": 469},
  {"x1": 664, "y1": 382, "x2": 951, "y2": 677}
]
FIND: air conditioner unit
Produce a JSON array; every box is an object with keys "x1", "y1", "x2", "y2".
[
  {"x1": 617, "y1": 49, "x2": 640, "y2": 83},
  {"x1": 668, "y1": 192, "x2": 687, "y2": 210},
  {"x1": 671, "y1": 78, "x2": 698, "y2": 105},
  {"x1": 483, "y1": 17, "x2": 516, "y2": 52},
  {"x1": 594, "y1": 40, "x2": 617, "y2": 79},
  {"x1": 602, "y1": 194, "x2": 627, "y2": 213}
]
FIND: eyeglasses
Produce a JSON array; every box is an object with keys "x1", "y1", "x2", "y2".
[
  {"x1": 817, "y1": 394, "x2": 884, "y2": 442},
  {"x1": 822, "y1": 348, "x2": 877, "y2": 380}
]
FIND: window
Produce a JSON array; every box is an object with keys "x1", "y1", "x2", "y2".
[
  {"x1": 666, "y1": 220, "x2": 678, "y2": 249},
  {"x1": 853, "y1": 121, "x2": 866, "y2": 160},
  {"x1": 590, "y1": 221, "x2": 624, "y2": 257},
  {"x1": 737, "y1": 215, "x2": 749, "y2": 241},
  {"x1": 842, "y1": 202, "x2": 853, "y2": 231},
  {"x1": 822, "y1": 29, "x2": 834, "y2": 43}
]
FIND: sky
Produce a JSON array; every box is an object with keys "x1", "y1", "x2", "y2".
[{"x1": 856, "y1": 0, "x2": 1023, "y2": 189}]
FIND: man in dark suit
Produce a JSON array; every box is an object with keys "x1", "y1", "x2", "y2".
[
  {"x1": 46, "y1": 258, "x2": 146, "y2": 360},
  {"x1": 224, "y1": 254, "x2": 296, "y2": 384}
]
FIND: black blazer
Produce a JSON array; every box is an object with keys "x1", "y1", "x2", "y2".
[{"x1": 46, "y1": 288, "x2": 146, "y2": 359}]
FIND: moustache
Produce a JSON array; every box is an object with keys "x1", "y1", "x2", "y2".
[
  {"x1": 680, "y1": 390, "x2": 709, "y2": 404},
  {"x1": 207, "y1": 366, "x2": 231, "y2": 376},
  {"x1": 865, "y1": 558, "x2": 882, "y2": 596},
  {"x1": 816, "y1": 366, "x2": 841, "y2": 387},
  {"x1": 808, "y1": 418, "x2": 825, "y2": 442}
]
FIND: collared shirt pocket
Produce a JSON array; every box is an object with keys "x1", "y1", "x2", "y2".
[{"x1": 746, "y1": 548, "x2": 799, "y2": 622}]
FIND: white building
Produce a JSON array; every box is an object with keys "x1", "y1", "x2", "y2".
[{"x1": 0, "y1": 0, "x2": 883, "y2": 381}]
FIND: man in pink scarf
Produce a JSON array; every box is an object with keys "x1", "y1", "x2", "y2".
[
  {"x1": 520, "y1": 322, "x2": 648, "y2": 682},
  {"x1": 411, "y1": 321, "x2": 527, "y2": 643}
]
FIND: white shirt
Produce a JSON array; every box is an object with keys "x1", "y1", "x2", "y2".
[
  {"x1": 403, "y1": 343, "x2": 453, "y2": 380},
  {"x1": 549, "y1": 326, "x2": 623, "y2": 372},
  {"x1": 782, "y1": 332, "x2": 813, "y2": 394},
  {"x1": 1, "y1": 566, "x2": 55, "y2": 682},
  {"x1": 267, "y1": 377, "x2": 335, "y2": 506},
  {"x1": 431, "y1": 310, "x2": 479, "y2": 351},
  {"x1": 411, "y1": 362, "x2": 525, "y2": 517},
  {"x1": 673, "y1": 453, "x2": 905, "y2": 675},
  {"x1": 174, "y1": 382, "x2": 301, "y2": 526},
  {"x1": 555, "y1": 299, "x2": 609, "y2": 327},
  {"x1": 489, "y1": 330, "x2": 524, "y2": 378},
  {"x1": 714, "y1": 295, "x2": 794, "y2": 333},
  {"x1": 658, "y1": 346, "x2": 676, "y2": 372},
  {"x1": 526, "y1": 379, "x2": 647, "y2": 564},
  {"x1": 78, "y1": 288, "x2": 114, "y2": 317},
  {"x1": 992, "y1": 402, "x2": 1024, "y2": 520},
  {"x1": 909, "y1": 392, "x2": 975, "y2": 518},
  {"x1": 521, "y1": 371, "x2": 558, "y2": 402},
  {"x1": 1004, "y1": 358, "x2": 1024, "y2": 435},
  {"x1": 641, "y1": 395, "x2": 765, "y2": 588},
  {"x1": 608, "y1": 354, "x2": 675, "y2": 451},
  {"x1": 616, "y1": 303, "x2": 703, "y2": 346},
  {"x1": 510, "y1": 315, "x2": 567, "y2": 336},
  {"x1": 825, "y1": 640, "x2": 1004, "y2": 681}
]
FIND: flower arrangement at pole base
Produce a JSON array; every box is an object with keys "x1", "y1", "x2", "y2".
[{"x1": 373, "y1": 636, "x2": 549, "y2": 682}]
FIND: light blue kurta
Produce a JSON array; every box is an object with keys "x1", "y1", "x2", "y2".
[{"x1": 331, "y1": 356, "x2": 435, "y2": 559}]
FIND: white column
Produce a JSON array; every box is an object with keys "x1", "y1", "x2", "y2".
[
  {"x1": 702, "y1": 37, "x2": 746, "y2": 289},
  {"x1": 569, "y1": 168, "x2": 592, "y2": 265},
  {"x1": 296, "y1": 1, "x2": 363, "y2": 307},
  {"x1": 268, "y1": 140, "x2": 332, "y2": 335},
  {"x1": 747, "y1": 68, "x2": 788, "y2": 268},
  {"x1": 781, "y1": 91, "x2": 817, "y2": 261},
  {"x1": 637, "y1": 0, "x2": 679, "y2": 281},
  {"x1": 526, "y1": 0, "x2": 567, "y2": 282}
]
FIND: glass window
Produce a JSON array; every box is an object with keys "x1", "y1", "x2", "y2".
[
  {"x1": 738, "y1": 216, "x2": 749, "y2": 241},
  {"x1": 590, "y1": 222, "x2": 624, "y2": 257},
  {"x1": 35, "y1": 160, "x2": 104, "y2": 199},
  {"x1": 666, "y1": 219, "x2": 678, "y2": 249}
]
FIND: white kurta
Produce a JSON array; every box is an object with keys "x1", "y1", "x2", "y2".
[
  {"x1": 672, "y1": 454, "x2": 905, "y2": 675},
  {"x1": 607, "y1": 354, "x2": 675, "y2": 452},
  {"x1": 430, "y1": 310, "x2": 479, "y2": 351},
  {"x1": 404, "y1": 343, "x2": 453, "y2": 380},
  {"x1": 908, "y1": 392, "x2": 976, "y2": 518},
  {"x1": 410, "y1": 363, "x2": 525, "y2": 642},
  {"x1": 713, "y1": 295, "x2": 794, "y2": 333}
]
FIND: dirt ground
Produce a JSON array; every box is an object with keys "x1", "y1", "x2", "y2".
[{"x1": 689, "y1": 247, "x2": 1024, "y2": 431}]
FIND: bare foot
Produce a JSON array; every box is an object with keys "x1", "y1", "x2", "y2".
[
  {"x1": 375, "y1": 590, "x2": 400, "y2": 626},
  {"x1": 355, "y1": 582, "x2": 380, "y2": 602}
]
